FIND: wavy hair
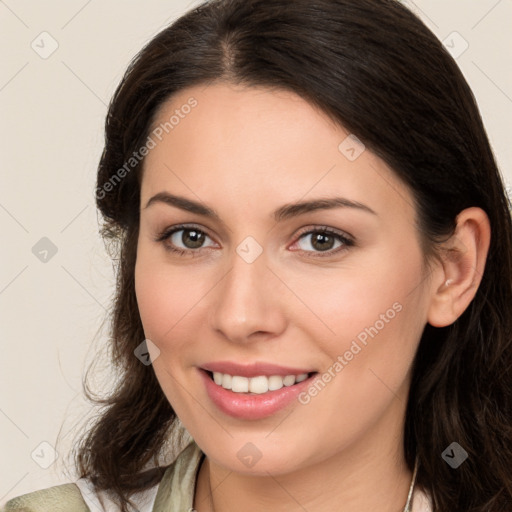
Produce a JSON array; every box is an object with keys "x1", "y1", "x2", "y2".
[{"x1": 74, "y1": 1, "x2": 512, "y2": 510}]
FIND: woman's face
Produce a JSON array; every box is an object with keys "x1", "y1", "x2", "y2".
[{"x1": 135, "y1": 82, "x2": 435, "y2": 474}]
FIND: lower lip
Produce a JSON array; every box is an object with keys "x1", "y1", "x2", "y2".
[{"x1": 199, "y1": 369, "x2": 318, "y2": 420}]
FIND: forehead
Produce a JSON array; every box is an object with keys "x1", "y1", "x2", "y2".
[
  {"x1": 144, "y1": 83, "x2": 342, "y2": 177},
  {"x1": 140, "y1": 82, "x2": 414, "y2": 224}
]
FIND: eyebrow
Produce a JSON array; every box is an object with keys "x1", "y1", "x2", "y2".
[{"x1": 144, "y1": 192, "x2": 377, "y2": 221}]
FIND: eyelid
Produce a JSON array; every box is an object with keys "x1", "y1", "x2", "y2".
[
  {"x1": 155, "y1": 222, "x2": 214, "y2": 240},
  {"x1": 294, "y1": 224, "x2": 354, "y2": 243}
]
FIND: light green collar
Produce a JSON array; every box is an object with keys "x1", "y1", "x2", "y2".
[{"x1": 152, "y1": 440, "x2": 204, "y2": 512}]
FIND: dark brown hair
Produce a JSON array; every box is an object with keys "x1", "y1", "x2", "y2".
[{"x1": 75, "y1": 0, "x2": 512, "y2": 510}]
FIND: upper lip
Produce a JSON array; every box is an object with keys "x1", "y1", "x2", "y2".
[{"x1": 201, "y1": 361, "x2": 315, "y2": 378}]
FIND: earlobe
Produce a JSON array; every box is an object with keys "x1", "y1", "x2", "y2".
[{"x1": 427, "y1": 207, "x2": 491, "y2": 328}]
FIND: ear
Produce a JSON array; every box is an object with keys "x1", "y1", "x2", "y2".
[{"x1": 427, "y1": 207, "x2": 491, "y2": 327}]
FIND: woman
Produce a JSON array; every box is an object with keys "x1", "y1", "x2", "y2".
[{"x1": 3, "y1": 0, "x2": 511, "y2": 511}]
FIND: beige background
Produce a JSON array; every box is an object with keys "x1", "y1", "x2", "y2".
[{"x1": 1, "y1": 0, "x2": 511, "y2": 504}]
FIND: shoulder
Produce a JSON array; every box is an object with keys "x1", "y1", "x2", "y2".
[
  {"x1": 1, "y1": 440, "x2": 204, "y2": 512},
  {"x1": 76, "y1": 440, "x2": 204, "y2": 512},
  {"x1": 1, "y1": 483, "x2": 90, "y2": 512}
]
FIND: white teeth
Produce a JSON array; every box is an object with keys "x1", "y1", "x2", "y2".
[
  {"x1": 268, "y1": 375, "x2": 284, "y2": 391},
  {"x1": 283, "y1": 375, "x2": 296, "y2": 386},
  {"x1": 211, "y1": 372, "x2": 310, "y2": 394},
  {"x1": 249, "y1": 375, "x2": 268, "y2": 394},
  {"x1": 231, "y1": 376, "x2": 249, "y2": 392},
  {"x1": 221, "y1": 373, "x2": 232, "y2": 390}
]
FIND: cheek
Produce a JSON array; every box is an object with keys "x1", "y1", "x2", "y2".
[
  {"x1": 134, "y1": 262, "x2": 170, "y2": 341},
  {"x1": 134, "y1": 245, "x2": 211, "y2": 350},
  {"x1": 292, "y1": 243, "x2": 427, "y2": 393},
  {"x1": 288, "y1": 245, "x2": 424, "y2": 345},
  {"x1": 291, "y1": 264, "x2": 426, "y2": 447}
]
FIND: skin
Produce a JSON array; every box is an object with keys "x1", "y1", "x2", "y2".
[{"x1": 134, "y1": 82, "x2": 490, "y2": 512}]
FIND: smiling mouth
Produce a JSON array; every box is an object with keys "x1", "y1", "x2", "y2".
[{"x1": 206, "y1": 370, "x2": 318, "y2": 395}]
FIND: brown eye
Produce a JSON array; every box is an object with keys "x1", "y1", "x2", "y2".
[
  {"x1": 174, "y1": 228, "x2": 206, "y2": 249},
  {"x1": 306, "y1": 232, "x2": 337, "y2": 251},
  {"x1": 294, "y1": 227, "x2": 354, "y2": 257},
  {"x1": 156, "y1": 225, "x2": 217, "y2": 255}
]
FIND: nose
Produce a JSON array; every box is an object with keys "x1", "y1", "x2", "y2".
[{"x1": 208, "y1": 247, "x2": 287, "y2": 345}]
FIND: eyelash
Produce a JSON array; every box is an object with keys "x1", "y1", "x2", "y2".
[{"x1": 154, "y1": 223, "x2": 355, "y2": 259}]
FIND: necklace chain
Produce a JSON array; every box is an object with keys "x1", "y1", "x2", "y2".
[
  {"x1": 403, "y1": 455, "x2": 419, "y2": 512},
  {"x1": 207, "y1": 455, "x2": 419, "y2": 512}
]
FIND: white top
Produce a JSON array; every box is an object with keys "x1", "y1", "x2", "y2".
[{"x1": 75, "y1": 479, "x2": 159, "y2": 511}]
